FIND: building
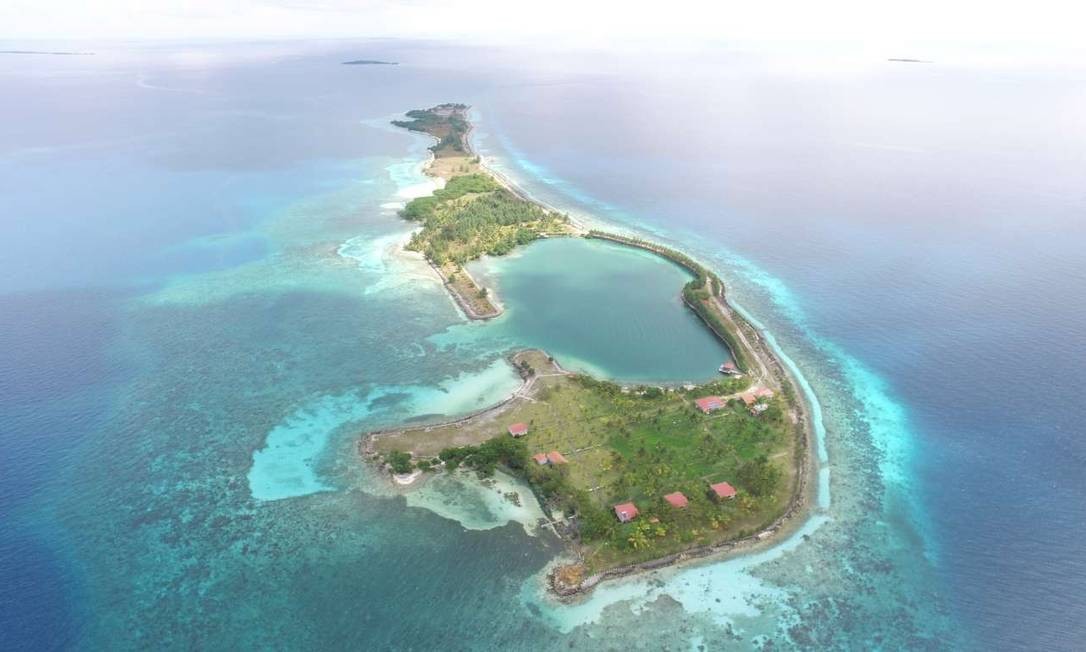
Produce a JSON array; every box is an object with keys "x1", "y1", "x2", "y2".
[
  {"x1": 613, "y1": 502, "x2": 639, "y2": 523},
  {"x1": 532, "y1": 453, "x2": 548, "y2": 465},
  {"x1": 546, "y1": 451, "x2": 568, "y2": 465},
  {"x1": 508, "y1": 422, "x2": 529, "y2": 437},
  {"x1": 709, "y1": 481, "x2": 737, "y2": 501},
  {"x1": 694, "y1": 396, "x2": 726, "y2": 413},
  {"x1": 738, "y1": 387, "x2": 775, "y2": 412},
  {"x1": 664, "y1": 491, "x2": 689, "y2": 509},
  {"x1": 718, "y1": 361, "x2": 739, "y2": 375}
]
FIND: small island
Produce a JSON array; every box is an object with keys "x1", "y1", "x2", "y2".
[
  {"x1": 390, "y1": 104, "x2": 577, "y2": 318},
  {"x1": 361, "y1": 104, "x2": 813, "y2": 598},
  {"x1": 342, "y1": 59, "x2": 397, "y2": 65}
]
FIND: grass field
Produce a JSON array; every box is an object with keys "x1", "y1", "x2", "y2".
[{"x1": 371, "y1": 350, "x2": 798, "y2": 571}]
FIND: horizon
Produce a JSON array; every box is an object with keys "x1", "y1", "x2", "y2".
[{"x1": 3, "y1": 0, "x2": 1086, "y2": 65}]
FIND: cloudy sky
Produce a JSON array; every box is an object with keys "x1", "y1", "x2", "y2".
[{"x1": 4, "y1": 0, "x2": 1084, "y2": 60}]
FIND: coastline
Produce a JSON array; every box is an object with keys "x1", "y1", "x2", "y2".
[{"x1": 368, "y1": 105, "x2": 818, "y2": 599}]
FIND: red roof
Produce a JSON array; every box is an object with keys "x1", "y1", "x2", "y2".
[
  {"x1": 532, "y1": 453, "x2": 548, "y2": 465},
  {"x1": 738, "y1": 392, "x2": 757, "y2": 407},
  {"x1": 546, "y1": 451, "x2": 568, "y2": 465},
  {"x1": 695, "y1": 396, "x2": 725, "y2": 413},
  {"x1": 664, "y1": 491, "x2": 689, "y2": 508},
  {"x1": 753, "y1": 387, "x2": 775, "y2": 398},
  {"x1": 722, "y1": 361, "x2": 737, "y2": 370},
  {"x1": 508, "y1": 422, "x2": 529, "y2": 436},
  {"x1": 613, "y1": 502, "x2": 639, "y2": 522},
  {"x1": 710, "y1": 481, "x2": 737, "y2": 499}
]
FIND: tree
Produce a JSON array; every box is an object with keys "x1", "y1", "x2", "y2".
[
  {"x1": 737, "y1": 455, "x2": 782, "y2": 497},
  {"x1": 385, "y1": 450, "x2": 413, "y2": 475}
]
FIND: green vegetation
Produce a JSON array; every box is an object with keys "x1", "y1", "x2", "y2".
[
  {"x1": 384, "y1": 450, "x2": 414, "y2": 475},
  {"x1": 517, "y1": 376, "x2": 789, "y2": 567},
  {"x1": 376, "y1": 354, "x2": 795, "y2": 571},
  {"x1": 438, "y1": 436, "x2": 528, "y2": 477},
  {"x1": 390, "y1": 104, "x2": 470, "y2": 157},
  {"x1": 403, "y1": 176, "x2": 569, "y2": 265},
  {"x1": 400, "y1": 174, "x2": 499, "y2": 221}
]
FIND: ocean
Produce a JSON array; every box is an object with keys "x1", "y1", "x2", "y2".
[{"x1": 1, "y1": 40, "x2": 1083, "y2": 650}]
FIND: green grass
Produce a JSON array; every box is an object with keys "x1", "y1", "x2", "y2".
[{"x1": 374, "y1": 362, "x2": 798, "y2": 572}]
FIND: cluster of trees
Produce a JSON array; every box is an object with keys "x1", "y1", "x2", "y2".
[
  {"x1": 390, "y1": 105, "x2": 471, "y2": 157},
  {"x1": 736, "y1": 455, "x2": 783, "y2": 497},
  {"x1": 401, "y1": 174, "x2": 499, "y2": 222},
  {"x1": 405, "y1": 185, "x2": 567, "y2": 265},
  {"x1": 384, "y1": 450, "x2": 414, "y2": 475},
  {"x1": 438, "y1": 436, "x2": 528, "y2": 477}
]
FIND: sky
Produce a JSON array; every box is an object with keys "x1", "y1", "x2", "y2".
[{"x1": 3, "y1": 0, "x2": 1085, "y2": 62}]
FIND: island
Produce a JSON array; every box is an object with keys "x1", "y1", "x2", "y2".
[
  {"x1": 361, "y1": 104, "x2": 813, "y2": 598},
  {"x1": 0, "y1": 50, "x2": 94, "y2": 56},
  {"x1": 341, "y1": 59, "x2": 397, "y2": 65}
]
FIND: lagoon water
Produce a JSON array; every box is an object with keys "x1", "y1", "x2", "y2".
[{"x1": 2, "y1": 41, "x2": 1085, "y2": 650}]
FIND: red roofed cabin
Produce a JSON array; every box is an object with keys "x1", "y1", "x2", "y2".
[
  {"x1": 507, "y1": 422, "x2": 529, "y2": 437},
  {"x1": 709, "y1": 481, "x2": 737, "y2": 501},
  {"x1": 546, "y1": 451, "x2": 568, "y2": 465},
  {"x1": 695, "y1": 396, "x2": 726, "y2": 414},
  {"x1": 532, "y1": 453, "x2": 548, "y2": 465},
  {"x1": 613, "y1": 502, "x2": 639, "y2": 523},
  {"x1": 664, "y1": 491, "x2": 689, "y2": 509}
]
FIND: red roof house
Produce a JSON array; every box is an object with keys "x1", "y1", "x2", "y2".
[
  {"x1": 709, "y1": 481, "x2": 737, "y2": 500},
  {"x1": 613, "y1": 502, "x2": 639, "y2": 523},
  {"x1": 753, "y1": 387, "x2": 775, "y2": 398},
  {"x1": 664, "y1": 491, "x2": 689, "y2": 509},
  {"x1": 694, "y1": 396, "x2": 726, "y2": 413},
  {"x1": 532, "y1": 453, "x2": 548, "y2": 465},
  {"x1": 508, "y1": 422, "x2": 529, "y2": 437},
  {"x1": 738, "y1": 392, "x2": 757, "y2": 407},
  {"x1": 546, "y1": 451, "x2": 568, "y2": 465}
]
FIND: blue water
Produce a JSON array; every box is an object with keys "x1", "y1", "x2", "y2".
[{"x1": 2, "y1": 41, "x2": 1084, "y2": 650}]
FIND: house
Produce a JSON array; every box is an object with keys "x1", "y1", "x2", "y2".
[
  {"x1": 694, "y1": 396, "x2": 726, "y2": 413},
  {"x1": 613, "y1": 502, "x2": 639, "y2": 523},
  {"x1": 718, "y1": 361, "x2": 739, "y2": 375},
  {"x1": 739, "y1": 387, "x2": 774, "y2": 411},
  {"x1": 532, "y1": 453, "x2": 548, "y2": 465},
  {"x1": 750, "y1": 403, "x2": 769, "y2": 415},
  {"x1": 508, "y1": 422, "x2": 529, "y2": 437},
  {"x1": 709, "y1": 481, "x2": 737, "y2": 501},
  {"x1": 664, "y1": 491, "x2": 689, "y2": 509},
  {"x1": 546, "y1": 451, "x2": 568, "y2": 465}
]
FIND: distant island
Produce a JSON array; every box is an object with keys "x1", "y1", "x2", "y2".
[
  {"x1": 0, "y1": 50, "x2": 94, "y2": 56},
  {"x1": 361, "y1": 104, "x2": 814, "y2": 598},
  {"x1": 887, "y1": 58, "x2": 932, "y2": 63},
  {"x1": 342, "y1": 59, "x2": 397, "y2": 65}
]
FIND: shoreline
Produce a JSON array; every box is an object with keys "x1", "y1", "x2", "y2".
[{"x1": 369, "y1": 105, "x2": 818, "y2": 599}]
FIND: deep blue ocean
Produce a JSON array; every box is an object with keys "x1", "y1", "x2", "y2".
[{"x1": 1, "y1": 40, "x2": 1083, "y2": 650}]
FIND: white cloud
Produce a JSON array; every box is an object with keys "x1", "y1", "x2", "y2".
[{"x1": 3, "y1": 0, "x2": 1085, "y2": 62}]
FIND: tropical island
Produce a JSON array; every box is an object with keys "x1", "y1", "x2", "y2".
[
  {"x1": 361, "y1": 104, "x2": 813, "y2": 597},
  {"x1": 341, "y1": 59, "x2": 398, "y2": 65}
]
